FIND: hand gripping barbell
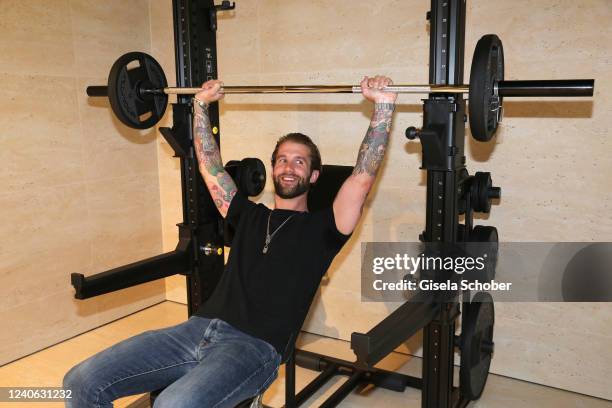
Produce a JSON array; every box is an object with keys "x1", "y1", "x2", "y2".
[{"x1": 86, "y1": 35, "x2": 594, "y2": 141}]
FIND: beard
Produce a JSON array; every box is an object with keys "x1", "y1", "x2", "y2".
[{"x1": 273, "y1": 173, "x2": 311, "y2": 199}]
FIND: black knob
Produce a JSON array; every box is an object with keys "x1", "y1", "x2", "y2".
[
  {"x1": 201, "y1": 244, "x2": 223, "y2": 256},
  {"x1": 489, "y1": 186, "x2": 501, "y2": 200},
  {"x1": 405, "y1": 126, "x2": 420, "y2": 140}
]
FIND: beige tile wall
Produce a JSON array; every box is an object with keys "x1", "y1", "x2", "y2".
[
  {"x1": 0, "y1": 0, "x2": 166, "y2": 365},
  {"x1": 158, "y1": 0, "x2": 610, "y2": 401}
]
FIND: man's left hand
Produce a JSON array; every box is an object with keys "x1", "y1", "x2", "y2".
[{"x1": 360, "y1": 75, "x2": 397, "y2": 104}]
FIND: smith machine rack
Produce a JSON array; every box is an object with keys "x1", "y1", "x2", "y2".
[{"x1": 72, "y1": 1, "x2": 595, "y2": 407}]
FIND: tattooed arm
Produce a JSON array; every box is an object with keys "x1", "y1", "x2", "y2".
[
  {"x1": 333, "y1": 76, "x2": 397, "y2": 235},
  {"x1": 193, "y1": 80, "x2": 238, "y2": 218}
]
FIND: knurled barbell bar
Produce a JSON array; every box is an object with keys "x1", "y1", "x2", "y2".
[{"x1": 86, "y1": 34, "x2": 595, "y2": 141}]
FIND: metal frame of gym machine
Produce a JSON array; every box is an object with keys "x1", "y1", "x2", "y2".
[{"x1": 70, "y1": 0, "x2": 488, "y2": 407}]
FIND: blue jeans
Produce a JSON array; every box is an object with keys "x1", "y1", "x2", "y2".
[{"x1": 63, "y1": 316, "x2": 281, "y2": 408}]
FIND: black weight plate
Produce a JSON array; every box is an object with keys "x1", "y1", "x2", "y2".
[
  {"x1": 457, "y1": 223, "x2": 467, "y2": 242},
  {"x1": 107, "y1": 52, "x2": 168, "y2": 129},
  {"x1": 469, "y1": 35, "x2": 504, "y2": 142},
  {"x1": 460, "y1": 291, "x2": 495, "y2": 400},
  {"x1": 470, "y1": 225, "x2": 499, "y2": 281},
  {"x1": 239, "y1": 157, "x2": 267, "y2": 196},
  {"x1": 224, "y1": 160, "x2": 241, "y2": 179},
  {"x1": 225, "y1": 158, "x2": 267, "y2": 197},
  {"x1": 473, "y1": 171, "x2": 493, "y2": 213}
]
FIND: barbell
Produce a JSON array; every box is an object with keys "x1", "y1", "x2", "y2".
[
  {"x1": 86, "y1": 34, "x2": 594, "y2": 141},
  {"x1": 89, "y1": 82, "x2": 591, "y2": 96}
]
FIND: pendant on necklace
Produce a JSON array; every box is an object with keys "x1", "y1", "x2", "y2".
[{"x1": 263, "y1": 236, "x2": 271, "y2": 254}]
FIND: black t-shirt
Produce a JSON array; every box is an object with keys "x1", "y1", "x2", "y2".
[{"x1": 196, "y1": 192, "x2": 351, "y2": 356}]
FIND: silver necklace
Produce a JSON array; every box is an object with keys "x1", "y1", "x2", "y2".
[{"x1": 263, "y1": 212, "x2": 295, "y2": 254}]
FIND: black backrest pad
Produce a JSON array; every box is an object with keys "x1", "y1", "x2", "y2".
[{"x1": 307, "y1": 165, "x2": 354, "y2": 212}]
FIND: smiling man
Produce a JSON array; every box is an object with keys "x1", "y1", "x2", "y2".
[
  {"x1": 270, "y1": 133, "x2": 320, "y2": 208},
  {"x1": 63, "y1": 76, "x2": 396, "y2": 408}
]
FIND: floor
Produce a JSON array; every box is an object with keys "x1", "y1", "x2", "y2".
[{"x1": 1, "y1": 301, "x2": 610, "y2": 408}]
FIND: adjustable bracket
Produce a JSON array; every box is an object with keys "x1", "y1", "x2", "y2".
[{"x1": 210, "y1": 1, "x2": 236, "y2": 31}]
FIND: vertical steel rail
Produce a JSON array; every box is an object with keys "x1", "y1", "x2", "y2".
[
  {"x1": 172, "y1": 0, "x2": 225, "y2": 316},
  {"x1": 421, "y1": 0, "x2": 467, "y2": 407},
  {"x1": 285, "y1": 351, "x2": 296, "y2": 408}
]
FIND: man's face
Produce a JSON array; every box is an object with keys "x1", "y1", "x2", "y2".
[{"x1": 272, "y1": 141, "x2": 319, "y2": 199}]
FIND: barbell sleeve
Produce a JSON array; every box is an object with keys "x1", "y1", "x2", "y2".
[
  {"x1": 496, "y1": 79, "x2": 594, "y2": 97},
  {"x1": 87, "y1": 86, "x2": 109, "y2": 97}
]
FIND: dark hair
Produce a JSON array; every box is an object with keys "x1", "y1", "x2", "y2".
[{"x1": 271, "y1": 133, "x2": 322, "y2": 173}]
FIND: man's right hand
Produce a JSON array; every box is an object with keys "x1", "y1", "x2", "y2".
[
  {"x1": 195, "y1": 80, "x2": 224, "y2": 104},
  {"x1": 192, "y1": 79, "x2": 237, "y2": 218}
]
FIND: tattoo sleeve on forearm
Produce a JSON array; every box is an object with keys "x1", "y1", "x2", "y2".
[
  {"x1": 353, "y1": 102, "x2": 394, "y2": 177},
  {"x1": 193, "y1": 104, "x2": 237, "y2": 211}
]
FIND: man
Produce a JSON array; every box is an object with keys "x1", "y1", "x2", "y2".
[{"x1": 63, "y1": 76, "x2": 396, "y2": 408}]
